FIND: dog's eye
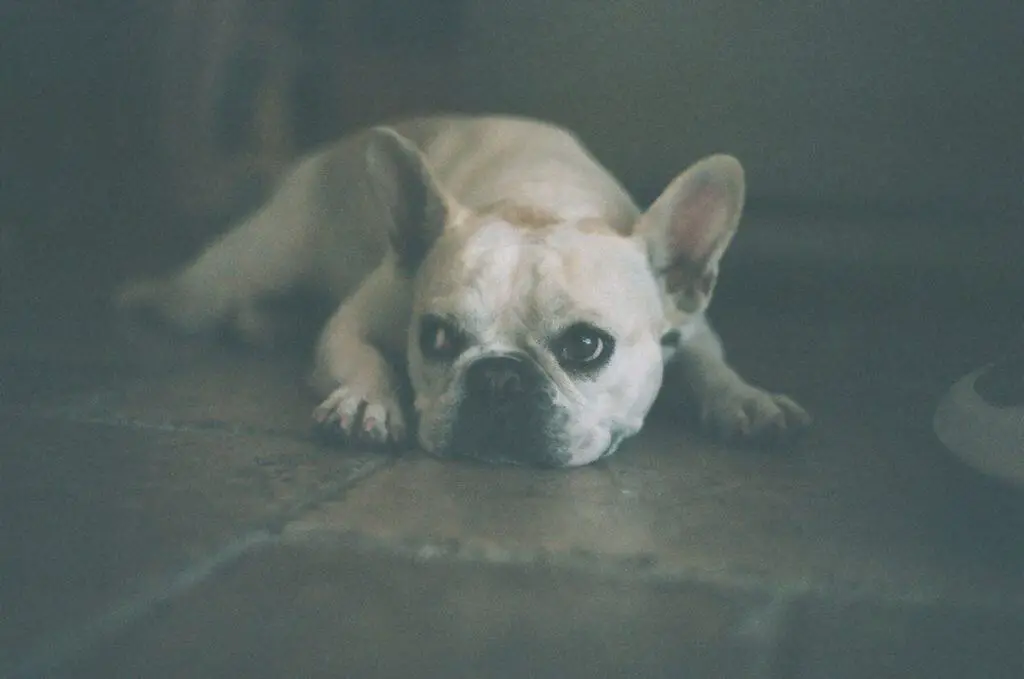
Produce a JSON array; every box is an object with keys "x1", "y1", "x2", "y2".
[
  {"x1": 553, "y1": 323, "x2": 615, "y2": 372},
  {"x1": 419, "y1": 315, "x2": 466, "y2": 361}
]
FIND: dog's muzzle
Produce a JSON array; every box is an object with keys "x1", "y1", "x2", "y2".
[{"x1": 447, "y1": 353, "x2": 566, "y2": 466}]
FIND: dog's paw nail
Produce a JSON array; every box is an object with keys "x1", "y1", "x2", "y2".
[
  {"x1": 361, "y1": 403, "x2": 381, "y2": 429},
  {"x1": 313, "y1": 402, "x2": 332, "y2": 421},
  {"x1": 313, "y1": 385, "x2": 405, "y2": 448}
]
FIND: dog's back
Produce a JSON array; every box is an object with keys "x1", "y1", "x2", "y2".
[
  {"x1": 387, "y1": 116, "x2": 639, "y2": 227},
  {"x1": 117, "y1": 115, "x2": 636, "y2": 336}
]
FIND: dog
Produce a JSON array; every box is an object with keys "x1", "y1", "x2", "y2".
[{"x1": 118, "y1": 114, "x2": 810, "y2": 467}]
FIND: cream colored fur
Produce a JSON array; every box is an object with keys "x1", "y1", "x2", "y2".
[{"x1": 119, "y1": 115, "x2": 809, "y2": 467}]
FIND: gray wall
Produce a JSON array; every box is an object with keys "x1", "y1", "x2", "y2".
[
  {"x1": 446, "y1": 0, "x2": 1022, "y2": 219},
  {"x1": 3, "y1": 0, "x2": 1020, "y2": 277}
]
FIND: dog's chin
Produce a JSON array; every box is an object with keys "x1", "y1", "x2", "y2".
[
  {"x1": 426, "y1": 442, "x2": 612, "y2": 469},
  {"x1": 429, "y1": 429, "x2": 573, "y2": 469},
  {"x1": 563, "y1": 428, "x2": 629, "y2": 467},
  {"x1": 418, "y1": 412, "x2": 625, "y2": 469}
]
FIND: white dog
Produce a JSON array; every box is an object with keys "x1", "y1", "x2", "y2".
[{"x1": 120, "y1": 115, "x2": 809, "y2": 467}]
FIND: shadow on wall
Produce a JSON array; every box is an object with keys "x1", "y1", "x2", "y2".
[{"x1": 1, "y1": 0, "x2": 1021, "y2": 259}]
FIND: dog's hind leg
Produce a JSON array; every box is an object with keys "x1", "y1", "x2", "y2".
[{"x1": 117, "y1": 154, "x2": 338, "y2": 344}]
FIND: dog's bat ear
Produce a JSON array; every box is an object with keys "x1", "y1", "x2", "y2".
[
  {"x1": 633, "y1": 154, "x2": 745, "y2": 313},
  {"x1": 365, "y1": 127, "x2": 451, "y2": 272}
]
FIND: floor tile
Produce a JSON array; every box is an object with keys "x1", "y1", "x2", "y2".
[
  {"x1": 64, "y1": 543, "x2": 780, "y2": 679},
  {"x1": 0, "y1": 416, "x2": 381, "y2": 674},
  {"x1": 4, "y1": 239, "x2": 1022, "y2": 676},
  {"x1": 792, "y1": 597, "x2": 1024, "y2": 679},
  {"x1": 43, "y1": 350, "x2": 323, "y2": 439},
  {"x1": 1, "y1": 298, "x2": 325, "y2": 440},
  {"x1": 286, "y1": 332, "x2": 1024, "y2": 606}
]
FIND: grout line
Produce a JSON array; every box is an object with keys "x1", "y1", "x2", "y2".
[
  {"x1": 262, "y1": 455, "x2": 397, "y2": 535},
  {"x1": 760, "y1": 593, "x2": 811, "y2": 679},
  {"x1": 733, "y1": 592, "x2": 806, "y2": 679},
  {"x1": 7, "y1": 531, "x2": 275, "y2": 679}
]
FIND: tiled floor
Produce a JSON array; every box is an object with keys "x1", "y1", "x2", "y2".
[{"x1": 2, "y1": 233, "x2": 1023, "y2": 678}]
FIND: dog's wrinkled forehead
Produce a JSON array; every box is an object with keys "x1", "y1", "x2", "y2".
[{"x1": 418, "y1": 216, "x2": 663, "y2": 342}]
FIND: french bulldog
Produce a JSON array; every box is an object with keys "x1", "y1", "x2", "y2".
[{"x1": 119, "y1": 114, "x2": 810, "y2": 467}]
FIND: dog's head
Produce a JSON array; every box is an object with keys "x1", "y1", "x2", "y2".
[{"x1": 367, "y1": 128, "x2": 744, "y2": 467}]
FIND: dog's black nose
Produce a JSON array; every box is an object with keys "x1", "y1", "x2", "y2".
[
  {"x1": 451, "y1": 354, "x2": 562, "y2": 466},
  {"x1": 465, "y1": 355, "x2": 531, "y2": 403}
]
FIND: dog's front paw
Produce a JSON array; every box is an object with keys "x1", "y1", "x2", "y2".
[
  {"x1": 698, "y1": 384, "x2": 811, "y2": 444},
  {"x1": 313, "y1": 383, "x2": 408, "y2": 447}
]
